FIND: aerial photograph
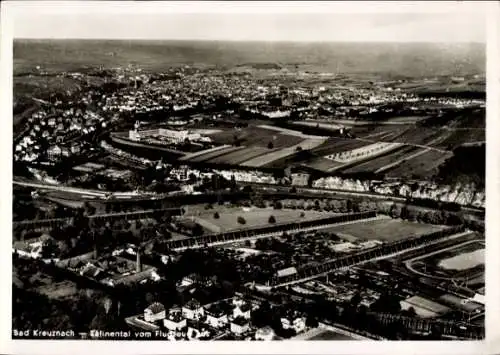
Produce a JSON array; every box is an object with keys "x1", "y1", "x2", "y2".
[{"x1": 11, "y1": 8, "x2": 486, "y2": 342}]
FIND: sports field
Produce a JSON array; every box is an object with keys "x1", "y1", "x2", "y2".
[
  {"x1": 320, "y1": 218, "x2": 448, "y2": 242},
  {"x1": 182, "y1": 206, "x2": 334, "y2": 233},
  {"x1": 407, "y1": 239, "x2": 485, "y2": 280}
]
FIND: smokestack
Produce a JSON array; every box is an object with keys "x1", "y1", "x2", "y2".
[{"x1": 136, "y1": 249, "x2": 142, "y2": 272}]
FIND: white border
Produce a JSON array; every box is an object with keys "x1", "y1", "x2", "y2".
[{"x1": 1, "y1": 1, "x2": 498, "y2": 355}]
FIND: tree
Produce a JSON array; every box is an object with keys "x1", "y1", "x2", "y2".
[
  {"x1": 213, "y1": 212, "x2": 220, "y2": 219},
  {"x1": 267, "y1": 141, "x2": 274, "y2": 149},
  {"x1": 273, "y1": 201, "x2": 283, "y2": 210},
  {"x1": 305, "y1": 314, "x2": 319, "y2": 328},
  {"x1": 237, "y1": 216, "x2": 246, "y2": 225},
  {"x1": 300, "y1": 212, "x2": 305, "y2": 218},
  {"x1": 268, "y1": 215, "x2": 276, "y2": 224}
]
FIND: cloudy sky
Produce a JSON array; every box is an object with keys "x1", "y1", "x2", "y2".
[{"x1": 9, "y1": 2, "x2": 487, "y2": 42}]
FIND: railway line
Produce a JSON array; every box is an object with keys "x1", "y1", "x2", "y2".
[{"x1": 13, "y1": 178, "x2": 484, "y2": 215}]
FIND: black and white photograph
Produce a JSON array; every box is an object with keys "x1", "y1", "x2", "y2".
[{"x1": 2, "y1": 1, "x2": 498, "y2": 354}]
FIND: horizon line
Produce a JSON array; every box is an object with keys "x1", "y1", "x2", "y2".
[{"x1": 13, "y1": 38, "x2": 486, "y2": 44}]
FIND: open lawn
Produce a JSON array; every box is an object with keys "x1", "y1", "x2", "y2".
[
  {"x1": 182, "y1": 206, "x2": 335, "y2": 233},
  {"x1": 311, "y1": 138, "x2": 370, "y2": 156},
  {"x1": 320, "y1": 218, "x2": 448, "y2": 242}
]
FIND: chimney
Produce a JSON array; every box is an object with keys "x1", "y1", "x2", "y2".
[{"x1": 136, "y1": 250, "x2": 142, "y2": 273}]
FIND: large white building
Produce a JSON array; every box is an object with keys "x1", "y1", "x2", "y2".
[{"x1": 129, "y1": 128, "x2": 202, "y2": 144}]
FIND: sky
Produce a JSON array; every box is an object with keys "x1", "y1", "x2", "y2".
[{"x1": 9, "y1": 3, "x2": 487, "y2": 42}]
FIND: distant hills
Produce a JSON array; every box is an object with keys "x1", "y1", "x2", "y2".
[{"x1": 14, "y1": 39, "x2": 485, "y2": 78}]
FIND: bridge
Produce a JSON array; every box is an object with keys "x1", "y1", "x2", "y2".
[
  {"x1": 371, "y1": 312, "x2": 484, "y2": 340},
  {"x1": 263, "y1": 226, "x2": 468, "y2": 288},
  {"x1": 163, "y1": 210, "x2": 378, "y2": 251}
]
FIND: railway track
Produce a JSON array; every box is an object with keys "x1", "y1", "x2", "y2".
[{"x1": 262, "y1": 227, "x2": 468, "y2": 288}]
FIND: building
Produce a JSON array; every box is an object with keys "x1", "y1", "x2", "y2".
[
  {"x1": 233, "y1": 303, "x2": 252, "y2": 320},
  {"x1": 144, "y1": 302, "x2": 166, "y2": 323},
  {"x1": 281, "y1": 316, "x2": 306, "y2": 333},
  {"x1": 163, "y1": 309, "x2": 187, "y2": 331},
  {"x1": 230, "y1": 317, "x2": 250, "y2": 335},
  {"x1": 182, "y1": 299, "x2": 204, "y2": 321},
  {"x1": 205, "y1": 305, "x2": 229, "y2": 329},
  {"x1": 47, "y1": 145, "x2": 62, "y2": 160},
  {"x1": 255, "y1": 326, "x2": 275, "y2": 341},
  {"x1": 12, "y1": 234, "x2": 54, "y2": 259},
  {"x1": 128, "y1": 128, "x2": 202, "y2": 144}
]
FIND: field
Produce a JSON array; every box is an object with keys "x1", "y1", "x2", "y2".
[
  {"x1": 208, "y1": 126, "x2": 304, "y2": 149},
  {"x1": 245, "y1": 140, "x2": 326, "y2": 168},
  {"x1": 407, "y1": 239, "x2": 484, "y2": 280},
  {"x1": 206, "y1": 146, "x2": 273, "y2": 165},
  {"x1": 305, "y1": 157, "x2": 345, "y2": 172},
  {"x1": 385, "y1": 150, "x2": 453, "y2": 179},
  {"x1": 341, "y1": 146, "x2": 419, "y2": 174},
  {"x1": 320, "y1": 218, "x2": 448, "y2": 242},
  {"x1": 182, "y1": 206, "x2": 335, "y2": 233},
  {"x1": 433, "y1": 129, "x2": 485, "y2": 150}
]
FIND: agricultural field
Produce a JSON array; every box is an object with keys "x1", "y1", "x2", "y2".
[
  {"x1": 341, "y1": 146, "x2": 419, "y2": 174},
  {"x1": 407, "y1": 239, "x2": 484, "y2": 280},
  {"x1": 386, "y1": 127, "x2": 447, "y2": 146},
  {"x1": 181, "y1": 205, "x2": 334, "y2": 233},
  {"x1": 320, "y1": 218, "x2": 448, "y2": 242},
  {"x1": 304, "y1": 157, "x2": 345, "y2": 172},
  {"x1": 385, "y1": 150, "x2": 453, "y2": 179},
  {"x1": 310, "y1": 138, "x2": 371, "y2": 156},
  {"x1": 183, "y1": 146, "x2": 245, "y2": 162},
  {"x1": 206, "y1": 146, "x2": 274, "y2": 165},
  {"x1": 245, "y1": 139, "x2": 326, "y2": 168}
]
